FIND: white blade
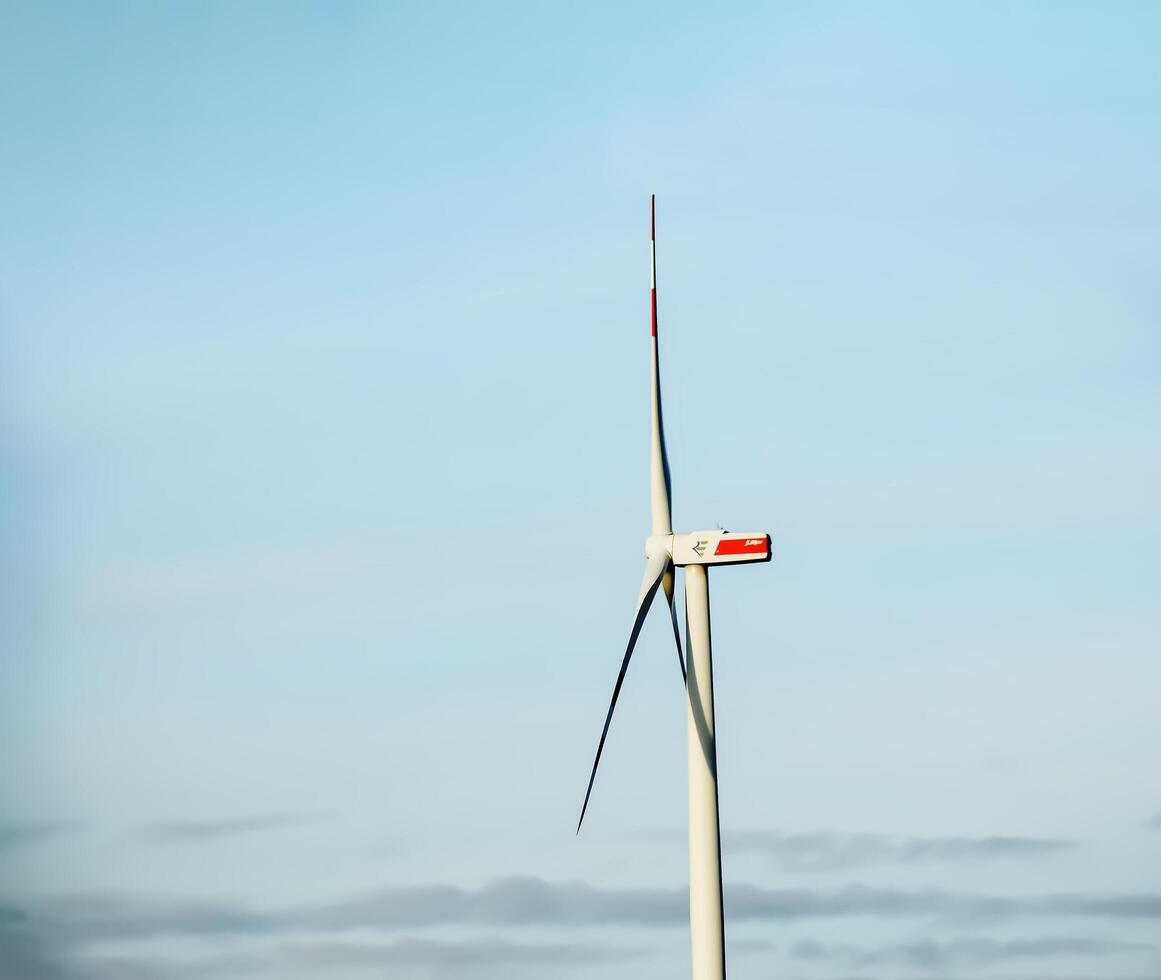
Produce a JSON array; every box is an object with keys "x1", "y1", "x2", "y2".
[
  {"x1": 662, "y1": 562, "x2": 686, "y2": 681},
  {"x1": 650, "y1": 194, "x2": 673, "y2": 535},
  {"x1": 577, "y1": 549, "x2": 669, "y2": 833}
]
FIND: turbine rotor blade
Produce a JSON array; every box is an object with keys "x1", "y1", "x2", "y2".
[
  {"x1": 650, "y1": 194, "x2": 673, "y2": 535},
  {"x1": 662, "y1": 563, "x2": 686, "y2": 682},
  {"x1": 577, "y1": 550, "x2": 669, "y2": 833}
]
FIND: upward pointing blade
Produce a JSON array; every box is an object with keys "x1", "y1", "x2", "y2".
[
  {"x1": 577, "y1": 549, "x2": 669, "y2": 833},
  {"x1": 650, "y1": 194, "x2": 673, "y2": 535}
]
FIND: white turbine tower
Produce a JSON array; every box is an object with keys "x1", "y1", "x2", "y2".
[{"x1": 577, "y1": 196, "x2": 771, "y2": 980}]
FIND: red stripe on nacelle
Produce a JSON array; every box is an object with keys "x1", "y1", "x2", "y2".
[{"x1": 714, "y1": 537, "x2": 767, "y2": 557}]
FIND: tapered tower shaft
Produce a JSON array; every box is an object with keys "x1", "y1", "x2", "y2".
[{"x1": 685, "y1": 563, "x2": 726, "y2": 980}]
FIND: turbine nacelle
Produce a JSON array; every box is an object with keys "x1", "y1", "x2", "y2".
[{"x1": 649, "y1": 531, "x2": 771, "y2": 567}]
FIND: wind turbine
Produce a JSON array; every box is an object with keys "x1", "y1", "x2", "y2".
[{"x1": 577, "y1": 196, "x2": 770, "y2": 980}]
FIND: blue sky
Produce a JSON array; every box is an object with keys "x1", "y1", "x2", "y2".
[{"x1": 1, "y1": 2, "x2": 1158, "y2": 979}]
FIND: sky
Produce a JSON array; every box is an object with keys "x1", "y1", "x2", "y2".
[{"x1": 0, "y1": 2, "x2": 1158, "y2": 979}]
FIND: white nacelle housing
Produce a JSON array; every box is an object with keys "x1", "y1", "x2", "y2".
[{"x1": 648, "y1": 531, "x2": 771, "y2": 567}]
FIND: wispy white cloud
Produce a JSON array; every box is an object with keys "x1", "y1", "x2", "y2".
[{"x1": 136, "y1": 813, "x2": 324, "y2": 845}]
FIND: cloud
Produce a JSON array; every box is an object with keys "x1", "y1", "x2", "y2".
[
  {"x1": 9, "y1": 877, "x2": 1160, "y2": 949},
  {"x1": 1, "y1": 907, "x2": 641, "y2": 980},
  {"x1": 67, "y1": 945, "x2": 638, "y2": 980},
  {"x1": 725, "y1": 882, "x2": 1161, "y2": 922},
  {"x1": 0, "y1": 820, "x2": 82, "y2": 852},
  {"x1": 0, "y1": 903, "x2": 89, "y2": 980},
  {"x1": 54, "y1": 951, "x2": 265, "y2": 980},
  {"x1": 790, "y1": 935, "x2": 1156, "y2": 970},
  {"x1": 729, "y1": 936, "x2": 776, "y2": 955},
  {"x1": 7, "y1": 878, "x2": 1161, "y2": 980},
  {"x1": 0, "y1": 934, "x2": 72, "y2": 980},
  {"x1": 0, "y1": 903, "x2": 269, "y2": 980},
  {"x1": 291, "y1": 877, "x2": 687, "y2": 932},
  {"x1": 136, "y1": 813, "x2": 323, "y2": 845},
  {"x1": 1145, "y1": 813, "x2": 1161, "y2": 830},
  {"x1": 25, "y1": 893, "x2": 274, "y2": 945},
  {"x1": 722, "y1": 830, "x2": 1075, "y2": 872},
  {"x1": 279, "y1": 936, "x2": 644, "y2": 974}
]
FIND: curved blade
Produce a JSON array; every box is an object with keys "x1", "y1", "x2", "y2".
[
  {"x1": 577, "y1": 550, "x2": 669, "y2": 833},
  {"x1": 661, "y1": 562, "x2": 686, "y2": 682},
  {"x1": 649, "y1": 194, "x2": 673, "y2": 535}
]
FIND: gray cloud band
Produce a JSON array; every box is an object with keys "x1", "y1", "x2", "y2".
[
  {"x1": 135, "y1": 813, "x2": 323, "y2": 844},
  {"x1": 723, "y1": 830, "x2": 1075, "y2": 871},
  {"x1": 0, "y1": 820, "x2": 82, "y2": 851},
  {"x1": 0, "y1": 931, "x2": 641, "y2": 980},
  {"x1": 7, "y1": 877, "x2": 1160, "y2": 947},
  {"x1": 791, "y1": 935, "x2": 1156, "y2": 969}
]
